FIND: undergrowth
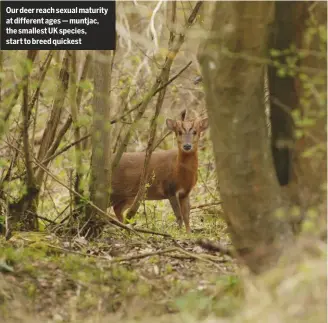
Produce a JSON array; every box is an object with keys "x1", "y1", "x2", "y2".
[{"x1": 0, "y1": 222, "x2": 326, "y2": 323}]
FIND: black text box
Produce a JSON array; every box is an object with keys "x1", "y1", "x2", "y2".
[{"x1": 1, "y1": 1, "x2": 116, "y2": 50}]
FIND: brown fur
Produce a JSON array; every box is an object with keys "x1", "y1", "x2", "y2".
[{"x1": 110, "y1": 112, "x2": 209, "y2": 233}]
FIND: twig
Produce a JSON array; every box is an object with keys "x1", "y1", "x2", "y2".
[
  {"x1": 28, "y1": 51, "x2": 53, "y2": 118},
  {"x1": 45, "y1": 243, "x2": 107, "y2": 259},
  {"x1": 42, "y1": 134, "x2": 90, "y2": 166},
  {"x1": 112, "y1": 247, "x2": 177, "y2": 262},
  {"x1": 132, "y1": 226, "x2": 172, "y2": 238},
  {"x1": 196, "y1": 238, "x2": 234, "y2": 257},
  {"x1": 22, "y1": 50, "x2": 37, "y2": 189},
  {"x1": 173, "y1": 247, "x2": 224, "y2": 270},
  {"x1": 37, "y1": 215, "x2": 56, "y2": 225},
  {"x1": 43, "y1": 244, "x2": 175, "y2": 262},
  {"x1": 44, "y1": 244, "x2": 225, "y2": 270},
  {"x1": 116, "y1": 246, "x2": 226, "y2": 270},
  {"x1": 151, "y1": 131, "x2": 172, "y2": 151},
  {"x1": 45, "y1": 115, "x2": 73, "y2": 164},
  {"x1": 153, "y1": 61, "x2": 192, "y2": 96},
  {"x1": 190, "y1": 201, "x2": 222, "y2": 210}
]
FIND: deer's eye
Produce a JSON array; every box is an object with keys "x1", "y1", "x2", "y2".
[
  {"x1": 193, "y1": 130, "x2": 197, "y2": 135},
  {"x1": 178, "y1": 131, "x2": 183, "y2": 136}
]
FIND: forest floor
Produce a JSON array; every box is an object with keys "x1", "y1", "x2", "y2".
[
  {"x1": 0, "y1": 212, "x2": 326, "y2": 323},
  {"x1": 0, "y1": 212, "x2": 243, "y2": 323}
]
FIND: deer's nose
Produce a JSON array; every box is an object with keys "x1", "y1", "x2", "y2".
[{"x1": 183, "y1": 144, "x2": 192, "y2": 151}]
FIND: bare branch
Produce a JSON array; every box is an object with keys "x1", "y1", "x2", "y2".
[
  {"x1": 22, "y1": 50, "x2": 38, "y2": 189},
  {"x1": 35, "y1": 51, "x2": 70, "y2": 185}
]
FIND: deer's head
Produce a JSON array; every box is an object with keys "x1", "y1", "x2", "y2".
[{"x1": 166, "y1": 110, "x2": 209, "y2": 153}]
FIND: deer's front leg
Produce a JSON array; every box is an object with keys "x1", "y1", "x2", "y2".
[
  {"x1": 169, "y1": 196, "x2": 183, "y2": 229},
  {"x1": 180, "y1": 195, "x2": 191, "y2": 234}
]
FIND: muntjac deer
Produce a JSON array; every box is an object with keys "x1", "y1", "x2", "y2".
[{"x1": 110, "y1": 111, "x2": 209, "y2": 233}]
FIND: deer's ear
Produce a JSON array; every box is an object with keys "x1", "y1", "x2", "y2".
[
  {"x1": 199, "y1": 118, "x2": 209, "y2": 132},
  {"x1": 166, "y1": 119, "x2": 176, "y2": 131}
]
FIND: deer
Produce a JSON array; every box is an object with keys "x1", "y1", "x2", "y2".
[{"x1": 110, "y1": 110, "x2": 209, "y2": 234}]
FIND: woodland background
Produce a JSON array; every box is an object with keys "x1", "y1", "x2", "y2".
[{"x1": 0, "y1": 1, "x2": 326, "y2": 322}]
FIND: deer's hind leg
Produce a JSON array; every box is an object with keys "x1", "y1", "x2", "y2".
[{"x1": 112, "y1": 199, "x2": 133, "y2": 223}]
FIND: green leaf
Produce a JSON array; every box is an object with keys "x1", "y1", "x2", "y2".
[
  {"x1": 270, "y1": 49, "x2": 280, "y2": 57},
  {"x1": 0, "y1": 260, "x2": 14, "y2": 273},
  {"x1": 277, "y1": 68, "x2": 286, "y2": 78}
]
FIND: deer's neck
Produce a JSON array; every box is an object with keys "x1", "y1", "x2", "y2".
[{"x1": 175, "y1": 150, "x2": 198, "y2": 191}]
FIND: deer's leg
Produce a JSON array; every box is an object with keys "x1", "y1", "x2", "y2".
[
  {"x1": 113, "y1": 199, "x2": 134, "y2": 223},
  {"x1": 169, "y1": 196, "x2": 183, "y2": 229},
  {"x1": 180, "y1": 195, "x2": 191, "y2": 234},
  {"x1": 113, "y1": 200, "x2": 128, "y2": 223},
  {"x1": 113, "y1": 202, "x2": 124, "y2": 222}
]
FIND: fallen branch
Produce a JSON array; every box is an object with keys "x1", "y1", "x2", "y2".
[
  {"x1": 173, "y1": 247, "x2": 225, "y2": 270},
  {"x1": 112, "y1": 247, "x2": 177, "y2": 262},
  {"x1": 44, "y1": 243, "x2": 225, "y2": 270},
  {"x1": 132, "y1": 226, "x2": 172, "y2": 238},
  {"x1": 37, "y1": 215, "x2": 56, "y2": 225},
  {"x1": 191, "y1": 201, "x2": 222, "y2": 210},
  {"x1": 196, "y1": 238, "x2": 234, "y2": 257}
]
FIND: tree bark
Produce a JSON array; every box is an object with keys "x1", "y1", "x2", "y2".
[
  {"x1": 7, "y1": 51, "x2": 39, "y2": 232},
  {"x1": 268, "y1": 1, "x2": 299, "y2": 187},
  {"x1": 268, "y1": 2, "x2": 327, "y2": 234},
  {"x1": 86, "y1": 50, "x2": 114, "y2": 237},
  {"x1": 198, "y1": 2, "x2": 293, "y2": 273},
  {"x1": 292, "y1": 2, "x2": 327, "y2": 233}
]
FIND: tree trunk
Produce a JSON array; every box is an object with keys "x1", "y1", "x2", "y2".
[
  {"x1": 292, "y1": 2, "x2": 327, "y2": 234},
  {"x1": 268, "y1": 1, "x2": 299, "y2": 188},
  {"x1": 268, "y1": 2, "x2": 327, "y2": 235},
  {"x1": 198, "y1": 2, "x2": 293, "y2": 273},
  {"x1": 85, "y1": 50, "x2": 114, "y2": 237},
  {"x1": 7, "y1": 51, "x2": 39, "y2": 232}
]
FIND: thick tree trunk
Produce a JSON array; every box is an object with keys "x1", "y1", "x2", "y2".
[
  {"x1": 7, "y1": 51, "x2": 39, "y2": 232},
  {"x1": 85, "y1": 50, "x2": 113, "y2": 237},
  {"x1": 268, "y1": 2, "x2": 327, "y2": 234},
  {"x1": 293, "y1": 2, "x2": 327, "y2": 233},
  {"x1": 198, "y1": 2, "x2": 293, "y2": 273}
]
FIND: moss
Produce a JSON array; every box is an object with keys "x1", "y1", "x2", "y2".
[
  {"x1": 165, "y1": 263, "x2": 173, "y2": 274},
  {"x1": 111, "y1": 265, "x2": 138, "y2": 283},
  {"x1": 0, "y1": 246, "x2": 46, "y2": 266},
  {"x1": 28, "y1": 241, "x2": 51, "y2": 253},
  {"x1": 77, "y1": 292, "x2": 99, "y2": 311},
  {"x1": 24, "y1": 281, "x2": 37, "y2": 298},
  {"x1": 147, "y1": 256, "x2": 160, "y2": 264},
  {"x1": 136, "y1": 282, "x2": 152, "y2": 297}
]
